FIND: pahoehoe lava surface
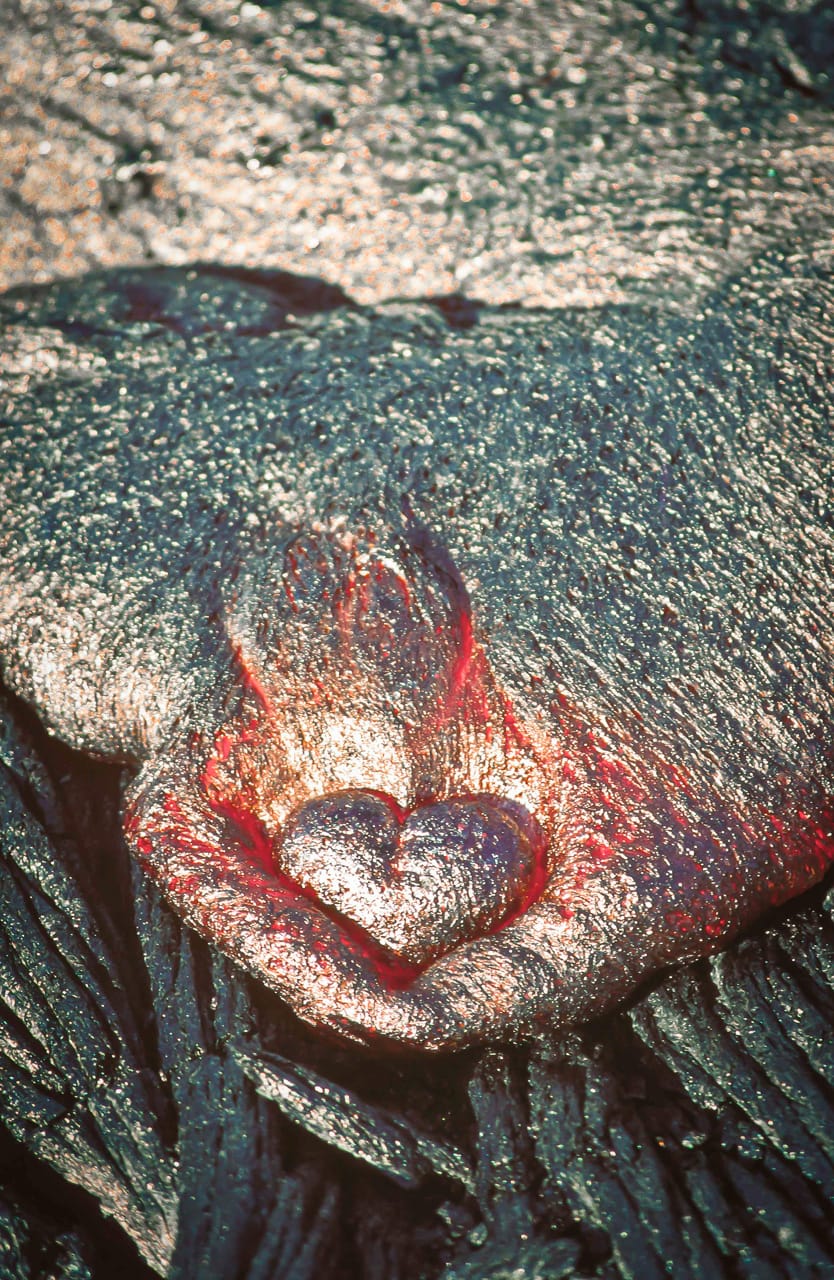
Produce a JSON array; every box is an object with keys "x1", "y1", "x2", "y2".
[
  {"x1": 2, "y1": 0, "x2": 834, "y2": 1275},
  {"x1": 2, "y1": 249, "x2": 832, "y2": 1051},
  {"x1": 1, "y1": 244, "x2": 833, "y2": 1272}
]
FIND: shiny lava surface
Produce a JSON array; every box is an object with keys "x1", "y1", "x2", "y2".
[{"x1": 0, "y1": 253, "x2": 833, "y2": 1048}]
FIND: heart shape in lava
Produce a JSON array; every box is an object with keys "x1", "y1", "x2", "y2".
[{"x1": 278, "y1": 789, "x2": 544, "y2": 967}]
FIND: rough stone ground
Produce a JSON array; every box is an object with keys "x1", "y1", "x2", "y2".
[
  {"x1": 2, "y1": 0, "x2": 833, "y2": 308},
  {"x1": 2, "y1": 1, "x2": 834, "y2": 1277},
  {"x1": 4, "y1": 636, "x2": 834, "y2": 1278}
]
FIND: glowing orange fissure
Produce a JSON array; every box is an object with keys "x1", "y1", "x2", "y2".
[
  {"x1": 183, "y1": 579, "x2": 560, "y2": 986},
  {"x1": 135, "y1": 694, "x2": 834, "y2": 996},
  {"x1": 134, "y1": 527, "x2": 834, "y2": 993},
  {"x1": 186, "y1": 619, "x2": 834, "y2": 976},
  {"x1": 214, "y1": 651, "x2": 833, "y2": 969}
]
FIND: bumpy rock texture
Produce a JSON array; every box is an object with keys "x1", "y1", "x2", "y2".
[
  {"x1": 2, "y1": 255, "x2": 833, "y2": 1056},
  {"x1": 3, "y1": 0, "x2": 834, "y2": 307},
  {"x1": 1, "y1": 0, "x2": 834, "y2": 1275}
]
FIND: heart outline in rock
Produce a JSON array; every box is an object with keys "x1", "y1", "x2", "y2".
[{"x1": 277, "y1": 788, "x2": 543, "y2": 966}]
